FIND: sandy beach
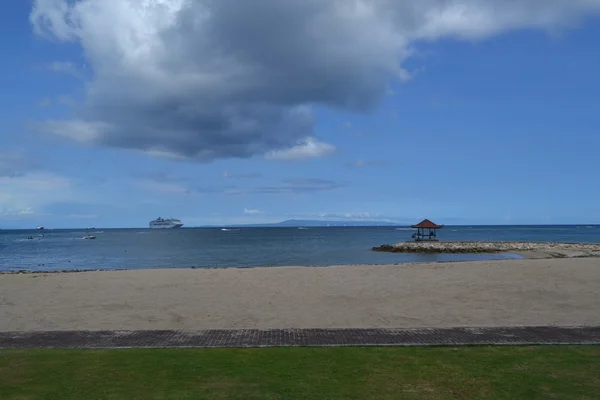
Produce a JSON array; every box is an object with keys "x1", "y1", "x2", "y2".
[{"x1": 1, "y1": 257, "x2": 599, "y2": 332}]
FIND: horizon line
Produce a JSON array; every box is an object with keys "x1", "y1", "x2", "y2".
[{"x1": 1, "y1": 223, "x2": 599, "y2": 230}]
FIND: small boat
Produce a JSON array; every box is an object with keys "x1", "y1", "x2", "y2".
[{"x1": 36, "y1": 226, "x2": 44, "y2": 230}]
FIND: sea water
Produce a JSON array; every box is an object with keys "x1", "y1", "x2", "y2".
[{"x1": 0, "y1": 225, "x2": 599, "y2": 272}]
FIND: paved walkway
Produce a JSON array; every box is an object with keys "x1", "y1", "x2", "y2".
[{"x1": 1, "y1": 326, "x2": 599, "y2": 348}]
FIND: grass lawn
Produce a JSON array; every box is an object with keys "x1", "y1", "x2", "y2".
[{"x1": 1, "y1": 345, "x2": 599, "y2": 399}]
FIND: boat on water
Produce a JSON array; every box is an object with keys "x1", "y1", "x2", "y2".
[
  {"x1": 36, "y1": 226, "x2": 44, "y2": 230},
  {"x1": 149, "y1": 217, "x2": 183, "y2": 229}
]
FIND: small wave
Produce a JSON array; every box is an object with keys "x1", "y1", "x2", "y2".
[
  {"x1": 136, "y1": 232, "x2": 150, "y2": 234},
  {"x1": 221, "y1": 228, "x2": 240, "y2": 232},
  {"x1": 395, "y1": 228, "x2": 413, "y2": 231},
  {"x1": 298, "y1": 227, "x2": 310, "y2": 230}
]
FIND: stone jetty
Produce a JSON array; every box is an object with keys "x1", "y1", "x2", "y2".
[{"x1": 372, "y1": 241, "x2": 600, "y2": 258}]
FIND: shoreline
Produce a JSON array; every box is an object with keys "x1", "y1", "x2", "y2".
[
  {"x1": 3, "y1": 241, "x2": 599, "y2": 274},
  {"x1": 0, "y1": 253, "x2": 523, "y2": 274},
  {"x1": 5, "y1": 253, "x2": 600, "y2": 275},
  {"x1": 5, "y1": 240, "x2": 600, "y2": 274},
  {"x1": 2, "y1": 257, "x2": 600, "y2": 332}
]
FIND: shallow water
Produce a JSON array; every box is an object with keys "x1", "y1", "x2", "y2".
[{"x1": 1, "y1": 225, "x2": 599, "y2": 272}]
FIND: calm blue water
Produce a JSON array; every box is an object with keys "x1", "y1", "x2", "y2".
[{"x1": 1, "y1": 225, "x2": 599, "y2": 272}]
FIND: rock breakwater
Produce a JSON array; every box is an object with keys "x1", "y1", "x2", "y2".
[{"x1": 372, "y1": 241, "x2": 600, "y2": 258}]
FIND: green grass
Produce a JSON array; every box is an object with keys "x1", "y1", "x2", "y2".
[{"x1": 1, "y1": 346, "x2": 599, "y2": 399}]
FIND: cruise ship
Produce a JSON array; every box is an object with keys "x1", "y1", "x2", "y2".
[{"x1": 149, "y1": 217, "x2": 184, "y2": 229}]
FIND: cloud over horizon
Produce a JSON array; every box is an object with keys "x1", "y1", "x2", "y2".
[
  {"x1": 0, "y1": 151, "x2": 40, "y2": 178},
  {"x1": 30, "y1": 0, "x2": 600, "y2": 162},
  {"x1": 0, "y1": 172, "x2": 75, "y2": 218},
  {"x1": 244, "y1": 208, "x2": 265, "y2": 215}
]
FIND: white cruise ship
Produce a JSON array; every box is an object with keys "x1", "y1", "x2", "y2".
[{"x1": 149, "y1": 217, "x2": 184, "y2": 229}]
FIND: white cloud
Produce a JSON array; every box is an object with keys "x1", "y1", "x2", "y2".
[
  {"x1": 343, "y1": 212, "x2": 377, "y2": 219},
  {"x1": 29, "y1": 0, "x2": 600, "y2": 162},
  {"x1": 347, "y1": 159, "x2": 389, "y2": 168},
  {"x1": 186, "y1": 215, "x2": 280, "y2": 226},
  {"x1": 144, "y1": 149, "x2": 188, "y2": 161},
  {"x1": 0, "y1": 151, "x2": 39, "y2": 177},
  {"x1": 265, "y1": 137, "x2": 336, "y2": 162},
  {"x1": 38, "y1": 98, "x2": 53, "y2": 108},
  {"x1": 222, "y1": 171, "x2": 263, "y2": 179},
  {"x1": 288, "y1": 211, "x2": 389, "y2": 220},
  {"x1": 0, "y1": 152, "x2": 94, "y2": 221},
  {"x1": 134, "y1": 180, "x2": 191, "y2": 196},
  {"x1": 289, "y1": 211, "x2": 409, "y2": 223},
  {"x1": 244, "y1": 208, "x2": 265, "y2": 215},
  {"x1": 44, "y1": 61, "x2": 84, "y2": 79},
  {"x1": 412, "y1": 1, "x2": 600, "y2": 40},
  {"x1": 38, "y1": 120, "x2": 110, "y2": 143},
  {"x1": 0, "y1": 172, "x2": 74, "y2": 217},
  {"x1": 67, "y1": 214, "x2": 98, "y2": 219}
]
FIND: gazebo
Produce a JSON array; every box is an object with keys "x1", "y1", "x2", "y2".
[{"x1": 411, "y1": 219, "x2": 444, "y2": 241}]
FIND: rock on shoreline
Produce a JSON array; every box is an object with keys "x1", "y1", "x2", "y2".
[{"x1": 372, "y1": 241, "x2": 600, "y2": 258}]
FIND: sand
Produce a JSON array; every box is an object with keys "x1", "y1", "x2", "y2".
[{"x1": 1, "y1": 258, "x2": 599, "y2": 332}]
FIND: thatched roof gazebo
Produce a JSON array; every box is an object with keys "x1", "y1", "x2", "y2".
[{"x1": 411, "y1": 219, "x2": 444, "y2": 242}]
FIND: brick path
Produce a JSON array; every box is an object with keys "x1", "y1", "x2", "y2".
[{"x1": 1, "y1": 326, "x2": 600, "y2": 348}]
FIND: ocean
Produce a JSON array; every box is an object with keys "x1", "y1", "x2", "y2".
[{"x1": 1, "y1": 225, "x2": 599, "y2": 272}]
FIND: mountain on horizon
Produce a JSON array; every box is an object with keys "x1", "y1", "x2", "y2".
[{"x1": 214, "y1": 219, "x2": 407, "y2": 228}]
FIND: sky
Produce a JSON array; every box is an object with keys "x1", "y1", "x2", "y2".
[{"x1": 1, "y1": 0, "x2": 600, "y2": 229}]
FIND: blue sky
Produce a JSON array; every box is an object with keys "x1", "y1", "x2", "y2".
[{"x1": 1, "y1": 0, "x2": 600, "y2": 228}]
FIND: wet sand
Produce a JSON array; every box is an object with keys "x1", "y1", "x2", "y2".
[{"x1": 1, "y1": 258, "x2": 599, "y2": 332}]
